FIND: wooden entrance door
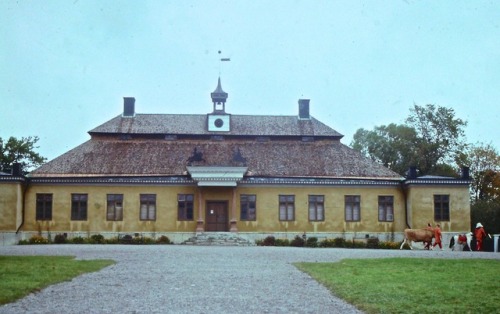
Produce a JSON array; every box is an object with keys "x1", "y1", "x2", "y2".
[{"x1": 205, "y1": 201, "x2": 228, "y2": 232}]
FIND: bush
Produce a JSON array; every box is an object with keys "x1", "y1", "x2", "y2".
[
  {"x1": 275, "y1": 238, "x2": 290, "y2": 246},
  {"x1": 334, "y1": 237, "x2": 346, "y2": 248},
  {"x1": 54, "y1": 234, "x2": 67, "y2": 244},
  {"x1": 89, "y1": 234, "x2": 105, "y2": 244},
  {"x1": 290, "y1": 235, "x2": 305, "y2": 247},
  {"x1": 319, "y1": 238, "x2": 336, "y2": 248},
  {"x1": 119, "y1": 234, "x2": 133, "y2": 244},
  {"x1": 350, "y1": 241, "x2": 366, "y2": 249},
  {"x1": 379, "y1": 241, "x2": 403, "y2": 250},
  {"x1": 18, "y1": 239, "x2": 29, "y2": 245},
  {"x1": 261, "y1": 236, "x2": 276, "y2": 246},
  {"x1": 142, "y1": 237, "x2": 156, "y2": 244},
  {"x1": 70, "y1": 236, "x2": 86, "y2": 244},
  {"x1": 366, "y1": 238, "x2": 380, "y2": 249},
  {"x1": 131, "y1": 236, "x2": 143, "y2": 244},
  {"x1": 28, "y1": 235, "x2": 49, "y2": 244},
  {"x1": 105, "y1": 237, "x2": 120, "y2": 244},
  {"x1": 306, "y1": 237, "x2": 318, "y2": 248},
  {"x1": 156, "y1": 235, "x2": 171, "y2": 244},
  {"x1": 130, "y1": 236, "x2": 155, "y2": 244}
]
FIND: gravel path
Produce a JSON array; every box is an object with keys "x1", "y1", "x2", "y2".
[{"x1": 1, "y1": 245, "x2": 499, "y2": 314}]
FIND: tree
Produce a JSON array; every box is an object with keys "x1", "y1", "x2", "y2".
[
  {"x1": 471, "y1": 199, "x2": 500, "y2": 235},
  {"x1": 459, "y1": 142, "x2": 500, "y2": 202},
  {"x1": 406, "y1": 104, "x2": 467, "y2": 175},
  {"x1": 0, "y1": 136, "x2": 46, "y2": 174},
  {"x1": 351, "y1": 104, "x2": 467, "y2": 176},
  {"x1": 351, "y1": 124, "x2": 418, "y2": 175}
]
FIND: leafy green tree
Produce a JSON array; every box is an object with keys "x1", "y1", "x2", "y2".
[
  {"x1": 459, "y1": 142, "x2": 500, "y2": 201},
  {"x1": 351, "y1": 104, "x2": 467, "y2": 176},
  {"x1": 456, "y1": 143, "x2": 500, "y2": 234},
  {"x1": 351, "y1": 124, "x2": 418, "y2": 175},
  {"x1": 0, "y1": 136, "x2": 46, "y2": 174},
  {"x1": 471, "y1": 199, "x2": 500, "y2": 235},
  {"x1": 406, "y1": 104, "x2": 467, "y2": 175}
]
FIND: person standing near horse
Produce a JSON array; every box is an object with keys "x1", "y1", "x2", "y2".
[
  {"x1": 432, "y1": 224, "x2": 442, "y2": 250},
  {"x1": 475, "y1": 222, "x2": 487, "y2": 251},
  {"x1": 424, "y1": 223, "x2": 433, "y2": 250}
]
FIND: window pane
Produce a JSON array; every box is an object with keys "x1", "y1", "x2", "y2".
[
  {"x1": 178, "y1": 194, "x2": 194, "y2": 221},
  {"x1": 345, "y1": 204, "x2": 352, "y2": 221},
  {"x1": 36, "y1": 193, "x2": 52, "y2": 220},
  {"x1": 140, "y1": 204, "x2": 148, "y2": 220},
  {"x1": 116, "y1": 203, "x2": 123, "y2": 220},
  {"x1": 106, "y1": 194, "x2": 123, "y2": 221},
  {"x1": 106, "y1": 204, "x2": 115, "y2": 220},
  {"x1": 279, "y1": 195, "x2": 294, "y2": 221},
  {"x1": 434, "y1": 194, "x2": 450, "y2": 221},
  {"x1": 378, "y1": 196, "x2": 394, "y2": 222},
  {"x1": 317, "y1": 204, "x2": 324, "y2": 220},
  {"x1": 71, "y1": 194, "x2": 87, "y2": 221},
  {"x1": 140, "y1": 194, "x2": 156, "y2": 221},
  {"x1": 240, "y1": 194, "x2": 257, "y2": 221},
  {"x1": 309, "y1": 195, "x2": 325, "y2": 221},
  {"x1": 353, "y1": 205, "x2": 360, "y2": 221},
  {"x1": 345, "y1": 195, "x2": 360, "y2": 222},
  {"x1": 279, "y1": 204, "x2": 287, "y2": 220},
  {"x1": 287, "y1": 204, "x2": 294, "y2": 220},
  {"x1": 309, "y1": 203, "x2": 315, "y2": 220}
]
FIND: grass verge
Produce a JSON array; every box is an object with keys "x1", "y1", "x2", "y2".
[
  {"x1": 296, "y1": 258, "x2": 500, "y2": 314},
  {"x1": 0, "y1": 256, "x2": 115, "y2": 305}
]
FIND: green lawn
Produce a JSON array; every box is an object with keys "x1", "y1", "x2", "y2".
[
  {"x1": 0, "y1": 256, "x2": 115, "y2": 305},
  {"x1": 296, "y1": 258, "x2": 500, "y2": 314}
]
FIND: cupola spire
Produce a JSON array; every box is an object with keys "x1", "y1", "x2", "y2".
[{"x1": 211, "y1": 77, "x2": 228, "y2": 113}]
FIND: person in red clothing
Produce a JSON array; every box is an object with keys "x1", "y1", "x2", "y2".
[
  {"x1": 475, "y1": 222, "x2": 487, "y2": 251},
  {"x1": 432, "y1": 224, "x2": 442, "y2": 250},
  {"x1": 424, "y1": 223, "x2": 433, "y2": 250}
]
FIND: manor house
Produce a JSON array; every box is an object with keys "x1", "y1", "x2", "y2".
[{"x1": 0, "y1": 78, "x2": 471, "y2": 245}]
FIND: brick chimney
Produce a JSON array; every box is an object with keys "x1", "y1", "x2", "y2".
[
  {"x1": 461, "y1": 166, "x2": 470, "y2": 180},
  {"x1": 11, "y1": 163, "x2": 22, "y2": 176},
  {"x1": 123, "y1": 97, "x2": 135, "y2": 117},
  {"x1": 407, "y1": 166, "x2": 418, "y2": 179},
  {"x1": 298, "y1": 99, "x2": 310, "y2": 120}
]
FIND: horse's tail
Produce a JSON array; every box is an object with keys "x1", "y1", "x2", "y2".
[{"x1": 449, "y1": 236, "x2": 455, "y2": 249}]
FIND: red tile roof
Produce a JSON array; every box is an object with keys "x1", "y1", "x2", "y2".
[
  {"x1": 30, "y1": 138, "x2": 401, "y2": 179},
  {"x1": 30, "y1": 111, "x2": 401, "y2": 180},
  {"x1": 89, "y1": 114, "x2": 344, "y2": 138}
]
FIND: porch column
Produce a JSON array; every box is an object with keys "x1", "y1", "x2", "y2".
[
  {"x1": 196, "y1": 188, "x2": 204, "y2": 233},
  {"x1": 230, "y1": 187, "x2": 238, "y2": 232}
]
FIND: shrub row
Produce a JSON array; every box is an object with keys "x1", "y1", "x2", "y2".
[
  {"x1": 19, "y1": 234, "x2": 172, "y2": 245},
  {"x1": 256, "y1": 235, "x2": 403, "y2": 250}
]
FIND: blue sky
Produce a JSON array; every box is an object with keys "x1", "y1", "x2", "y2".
[{"x1": 1, "y1": 0, "x2": 499, "y2": 161}]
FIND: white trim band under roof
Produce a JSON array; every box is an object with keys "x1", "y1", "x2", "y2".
[{"x1": 187, "y1": 166, "x2": 248, "y2": 187}]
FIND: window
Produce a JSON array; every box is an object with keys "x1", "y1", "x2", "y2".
[
  {"x1": 434, "y1": 195, "x2": 450, "y2": 221},
  {"x1": 279, "y1": 195, "x2": 295, "y2": 221},
  {"x1": 378, "y1": 196, "x2": 394, "y2": 222},
  {"x1": 308, "y1": 195, "x2": 324, "y2": 221},
  {"x1": 71, "y1": 194, "x2": 88, "y2": 221},
  {"x1": 345, "y1": 195, "x2": 360, "y2": 222},
  {"x1": 240, "y1": 194, "x2": 256, "y2": 221},
  {"x1": 36, "y1": 193, "x2": 52, "y2": 220},
  {"x1": 178, "y1": 194, "x2": 194, "y2": 220},
  {"x1": 140, "y1": 194, "x2": 156, "y2": 221},
  {"x1": 106, "y1": 194, "x2": 123, "y2": 221}
]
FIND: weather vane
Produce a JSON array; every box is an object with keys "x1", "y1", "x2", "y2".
[{"x1": 218, "y1": 50, "x2": 230, "y2": 76}]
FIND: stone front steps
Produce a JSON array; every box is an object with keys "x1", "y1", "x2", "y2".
[{"x1": 182, "y1": 232, "x2": 255, "y2": 246}]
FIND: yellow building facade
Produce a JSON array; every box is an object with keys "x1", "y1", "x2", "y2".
[{"x1": 0, "y1": 80, "x2": 471, "y2": 245}]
